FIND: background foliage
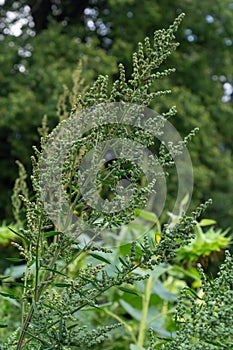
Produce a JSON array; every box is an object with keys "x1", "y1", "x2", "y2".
[{"x1": 0, "y1": 0, "x2": 232, "y2": 228}]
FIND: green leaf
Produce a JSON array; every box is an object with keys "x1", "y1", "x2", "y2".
[
  {"x1": 32, "y1": 299, "x2": 38, "y2": 313},
  {"x1": 34, "y1": 210, "x2": 41, "y2": 215},
  {"x1": 0, "y1": 324, "x2": 8, "y2": 328},
  {"x1": 173, "y1": 265, "x2": 200, "y2": 280},
  {"x1": 44, "y1": 231, "x2": 62, "y2": 238},
  {"x1": 187, "y1": 288, "x2": 203, "y2": 300},
  {"x1": 28, "y1": 258, "x2": 36, "y2": 267},
  {"x1": 43, "y1": 268, "x2": 67, "y2": 277},
  {"x1": 4, "y1": 281, "x2": 24, "y2": 287},
  {"x1": 8, "y1": 226, "x2": 29, "y2": 243},
  {"x1": 90, "y1": 253, "x2": 111, "y2": 264},
  {"x1": 119, "y1": 256, "x2": 129, "y2": 267},
  {"x1": 25, "y1": 329, "x2": 52, "y2": 348},
  {"x1": 5, "y1": 257, "x2": 24, "y2": 262},
  {"x1": 0, "y1": 275, "x2": 11, "y2": 280},
  {"x1": 118, "y1": 287, "x2": 138, "y2": 295},
  {"x1": 43, "y1": 303, "x2": 56, "y2": 310},
  {"x1": 79, "y1": 276, "x2": 98, "y2": 287},
  {"x1": 0, "y1": 291, "x2": 18, "y2": 299},
  {"x1": 134, "y1": 209, "x2": 158, "y2": 223},
  {"x1": 67, "y1": 323, "x2": 79, "y2": 330},
  {"x1": 199, "y1": 219, "x2": 216, "y2": 227},
  {"x1": 58, "y1": 317, "x2": 63, "y2": 341},
  {"x1": 54, "y1": 283, "x2": 70, "y2": 288}
]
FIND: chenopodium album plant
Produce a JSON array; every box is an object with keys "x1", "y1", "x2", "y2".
[{"x1": 0, "y1": 13, "x2": 232, "y2": 350}]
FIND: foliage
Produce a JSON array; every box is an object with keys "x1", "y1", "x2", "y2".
[
  {"x1": 0, "y1": 224, "x2": 17, "y2": 246},
  {"x1": 176, "y1": 219, "x2": 232, "y2": 265},
  {"x1": 162, "y1": 251, "x2": 233, "y2": 349},
  {"x1": 0, "y1": 14, "x2": 187, "y2": 349},
  {"x1": 0, "y1": 16, "x2": 117, "y2": 221},
  {"x1": 0, "y1": 11, "x2": 232, "y2": 350}
]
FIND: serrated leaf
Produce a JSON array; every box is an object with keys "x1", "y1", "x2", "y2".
[
  {"x1": 90, "y1": 253, "x2": 111, "y2": 264},
  {"x1": 119, "y1": 287, "x2": 138, "y2": 295}
]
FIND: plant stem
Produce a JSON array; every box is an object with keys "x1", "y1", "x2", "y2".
[
  {"x1": 16, "y1": 306, "x2": 34, "y2": 350},
  {"x1": 104, "y1": 308, "x2": 137, "y2": 343},
  {"x1": 137, "y1": 275, "x2": 153, "y2": 347}
]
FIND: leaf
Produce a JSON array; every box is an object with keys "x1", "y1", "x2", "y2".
[
  {"x1": 119, "y1": 256, "x2": 129, "y2": 267},
  {"x1": 0, "y1": 291, "x2": 18, "y2": 299},
  {"x1": 32, "y1": 299, "x2": 38, "y2": 313},
  {"x1": 79, "y1": 276, "x2": 98, "y2": 287},
  {"x1": 173, "y1": 265, "x2": 200, "y2": 281},
  {"x1": 4, "y1": 281, "x2": 24, "y2": 287},
  {"x1": 119, "y1": 299, "x2": 141, "y2": 321},
  {"x1": 199, "y1": 219, "x2": 216, "y2": 227},
  {"x1": 0, "y1": 275, "x2": 11, "y2": 280},
  {"x1": 25, "y1": 330, "x2": 53, "y2": 348},
  {"x1": 43, "y1": 268, "x2": 67, "y2": 277},
  {"x1": 152, "y1": 280, "x2": 177, "y2": 301},
  {"x1": 5, "y1": 258, "x2": 24, "y2": 262},
  {"x1": 43, "y1": 303, "x2": 56, "y2": 310},
  {"x1": 28, "y1": 258, "x2": 36, "y2": 267},
  {"x1": 8, "y1": 226, "x2": 29, "y2": 243},
  {"x1": 34, "y1": 210, "x2": 41, "y2": 215},
  {"x1": 44, "y1": 231, "x2": 62, "y2": 238},
  {"x1": 118, "y1": 287, "x2": 138, "y2": 296},
  {"x1": 0, "y1": 324, "x2": 8, "y2": 328},
  {"x1": 90, "y1": 253, "x2": 111, "y2": 264},
  {"x1": 54, "y1": 283, "x2": 70, "y2": 288},
  {"x1": 187, "y1": 288, "x2": 203, "y2": 300},
  {"x1": 58, "y1": 317, "x2": 63, "y2": 341},
  {"x1": 67, "y1": 323, "x2": 79, "y2": 330},
  {"x1": 134, "y1": 209, "x2": 158, "y2": 223}
]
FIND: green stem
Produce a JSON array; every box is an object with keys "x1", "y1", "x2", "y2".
[
  {"x1": 104, "y1": 308, "x2": 137, "y2": 343},
  {"x1": 137, "y1": 275, "x2": 153, "y2": 347}
]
